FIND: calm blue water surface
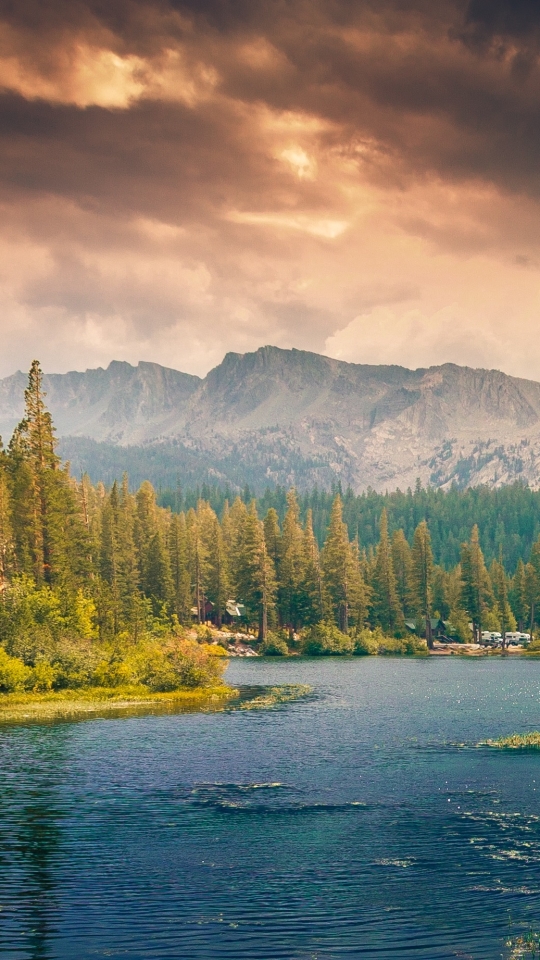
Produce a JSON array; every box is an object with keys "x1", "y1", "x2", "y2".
[{"x1": 1, "y1": 657, "x2": 540, "y2": 960}]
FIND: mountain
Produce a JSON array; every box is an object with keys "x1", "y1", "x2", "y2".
[{"x1": 3, "y1": 346, "x2": 540, "y2": 492}]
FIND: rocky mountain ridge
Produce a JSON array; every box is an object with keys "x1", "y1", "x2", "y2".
[{"x1": 2, "y1": 346, "x2": 540, "y2": 492}]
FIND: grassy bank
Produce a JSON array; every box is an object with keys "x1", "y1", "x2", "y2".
[{"x1": 0, "y1": 683, "x2": 236, "y2": 724}]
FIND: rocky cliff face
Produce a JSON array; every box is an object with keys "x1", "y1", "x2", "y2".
[{"x1": 3, "y1": 346, "x2": 540, "y2": 491}]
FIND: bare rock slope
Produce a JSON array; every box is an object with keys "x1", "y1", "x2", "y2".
[{"x1": 2, "y1": 346, "x2": 540, "y2": 491}]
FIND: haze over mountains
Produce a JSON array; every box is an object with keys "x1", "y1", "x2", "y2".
[{"x1": 1, "y1": 346, "x2": 540, "y2": 493}]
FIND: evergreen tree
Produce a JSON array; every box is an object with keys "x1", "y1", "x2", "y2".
[
  {"x1": 510, "y1": 558, "x2": 529, "y2": 631},
  {"x1": 200, "y1": 505, "x2": 229, "y2": 627},
  {"x1": 321, "y1": 495, "x2": 366, "y2": 633},
  {"x1": 186, "y1": 507, "x2": 207, "y2": 623},
  {"x1": 411, "y1": 520, "x2": 434, "y2": 647},
  {"x1": 145, "y1": 530, "x2": 173, "y2": 615},
  {"x1": 391, "y1": 529, "x2": 412, "y2": 618},
  {"x1": 8, "y1": 361, "x2": 85, "y2": 586},
  {"x1": 371, "y1": 509, "x2": 404, "y2": 634},
  {"x1": 234, "y1": 502, "x2": 276, "y2": 640},
  {"x1": 278, "y1": 490, "x2": 304, "y2": 635},
  {"x1": 297, "y1": 509, "x2": 326, "y2": 626},
  {"x1": 490, "y1": 554, "x2": 516, "y2": 646},
  {"x1": 528, "y1": 535, "x2": 540, "y2": 633},
  {"x1": 168, "y1": 513, "x2": 192, "y2": 624},
  {"x1": 0, "y1": 457, "x2": 13, "y2": 593},
  {"x1": 460, "y1": 525, "x2": 493, "y2": 642}
]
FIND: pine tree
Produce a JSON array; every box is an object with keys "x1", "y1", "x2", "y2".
[
  {"x1": 511, "y1": 558, "x2": 529, "y2": 631},
  {"x1": 411, "y1": 520, "x2": 434, "y2": 647},
  {"x1": 234, "y1": 502, "x2": 276, "y2": 640},
  {"x1": 199, "y1": 503, "x2": 229, "y2": 627},
  {"x1": 321, "y1": 495, "x2": 360, "y2": 633},
  {"x1": 0, "y1": 457, "x2": 13, "y2": 594},
  {"x1": 460, "y1": 525, "x2": 493, "y2": 642},
  {"x1": 297, "y1": 509, "x2": 326, "y2": 626},
  {"x1": 528, "y1": 535, "x2": 540, "y2": 634},
  {"x1": 391, "y1": 529, "x2": 412, "y2": 618},
  {"x1": 8, "y1": 361, "x2": 70, "y2": 585},
  {"x1": 490, "y1": 554, "x2": 516, "y2": 646},
  {"x1": 278, "y1": 490, "x2": 304, "y2": 635},
  {"x1": 371, "y1": 509, "x2": 404, "y2": 634},
  {"x1": 145, "y1": 530, "x2": 173, "y2": 614},
  {"x1": 168, "y1": 513, "x2": 192, "y2": 624},
  {"x1": 263, "y1": 508, "x2": 281, "y2": 589},
  {"x1": 349, "y1": 537, "x2": 371, "y2": 630}
]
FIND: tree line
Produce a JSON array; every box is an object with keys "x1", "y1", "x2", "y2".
[
  {"x1": 159, "y1": 479, "x2": 540, "y2": 572},
  {"x1": 1, "y1": 362, "x2": 540, "y2": 656}
]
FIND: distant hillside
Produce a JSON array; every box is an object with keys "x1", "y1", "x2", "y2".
[{"x1": 4, "y1": 346, "x2": 540, "y2": 491}]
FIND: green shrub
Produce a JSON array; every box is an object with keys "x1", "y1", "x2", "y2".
[
  {"x1": 302, "y1": 621, "x2": 354, "y2": 656},
  {"x1": 260, "y1": 632, "x2": 289, "y2": 656},
  {"x1": 0, "y1": 648, "x2": 32, "y2": 692},
  {"x1": 49, "y1": 638, "x2": 102, "y2": 688},
  {"x1": 30, "y1": 661, "x2": 56, "y2": 692},
  {"x1": 137, "y1": 636, "x2": 226, "y2": 691},
  {"x1": 353, "y1": 627, "x2": 382, "y2": 655},
  {"x1": 92, "y1": 659, "x2": 135, "y2": 688}
]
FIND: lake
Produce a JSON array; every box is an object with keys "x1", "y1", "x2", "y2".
[{"x1": 1, "y1": 657, "x2": 540, "y2": 959}]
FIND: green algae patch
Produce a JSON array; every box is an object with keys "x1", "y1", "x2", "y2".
[
  {"x1": 485, "y1": 732, "x2": 540, "y2": 749},
  {"x1": 0, "y1": 684, "x2": 237, "y2": 724},
  {"x1": 239, "y1": 684, "x2": 313, "y2": 710}
]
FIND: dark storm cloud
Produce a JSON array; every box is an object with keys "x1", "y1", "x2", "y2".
[
  {"x1": 2, "y1": 0, "x2": 540, "y2": 379},
  {"x1": 1, "y1": 0, "x2": 540, "y2": 204}
]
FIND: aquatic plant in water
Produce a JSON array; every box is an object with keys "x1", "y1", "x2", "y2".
[
  {"x1": 239, "y1": 685, "x2": 312, "y2": 710},
  {"x1": 486, "y1": 732, "x2": 540, "y2": 748},
  {"x1": 508, "y1": 929, "x2": 540, "y2": 958}
]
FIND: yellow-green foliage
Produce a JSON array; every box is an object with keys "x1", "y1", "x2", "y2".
[
  {"x1": 260, "y1": 631, "x2": 289, "y2": 656},
  {"x1": 353, "y1": 627, "x2": 427, "y2": 656},
  {"x1": 302, "y1": 621, "x2": 354, "y2": 655},
  {"x1": 201, "y1": 643, "x2": 229, "y2": 657},
  {"x1": 0, "y1": 648, "x2": 32, "y2": 692},
  {"x1": 240, "y1": 685, "x2": 312, "y2": 709},
  {"x1": 487, "y1": 732, "x2": 540, "y2": 748},
  {"x1": 0, "y1": 634, "x2": 226, "y2": 695}
]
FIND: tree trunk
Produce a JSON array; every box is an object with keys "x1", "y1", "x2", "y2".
[
  {"x1": 426, "y1": 614, "x2": 433, "y2": 650},
  {"x1": 259, "y1": 601, "x2": 268, "y2": 642}
]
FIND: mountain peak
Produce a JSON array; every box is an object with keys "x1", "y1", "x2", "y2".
[{"x1": 2, "y1": 348, "x2": 540, "y2": 491}]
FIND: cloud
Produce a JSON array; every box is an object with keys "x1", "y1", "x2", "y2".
[{"x1": 0, "y1": 0, "x2": 540, "y2": 379}]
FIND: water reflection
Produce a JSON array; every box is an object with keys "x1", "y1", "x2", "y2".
[
  {"x1": 0, "y1": 658, "x2": 539, "y2": 959},
  {"x1": 0, "y1": 728, "x2": 68, "y2": 959}
]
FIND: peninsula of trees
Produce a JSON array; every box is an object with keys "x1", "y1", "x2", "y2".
[{"x1": 0, "y1": 362, "x2": 539, "y2": 695}]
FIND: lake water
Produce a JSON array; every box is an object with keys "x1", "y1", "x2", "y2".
[{"x1": 1, "y1": 657, "x2": 540, "y2": 960}]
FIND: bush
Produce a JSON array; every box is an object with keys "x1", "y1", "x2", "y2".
[
  {"x1": 353, "y1": 627, "x2": 382, "y2": 655},
  {"x1": 302, "y1": 621, "x2": 354, "y2": 656},
  {"x1": 0, "y1": 648, "x2": 32, "y2": 692},
  {"x1": 260, "y1": 632, "x2": 289, "y2": 656},
  {"x1": 50, "y1": 638, "x2": 102, "y2": 688},
  {"x1": 92, "y1": 659, "x2": 135, "y2": 688},
  {"x1": 30, "y1": 661, "x2": 56, "y2": 691},
  {"x1": 137, "y1": 636, "x2": 227, "y2": 691}
]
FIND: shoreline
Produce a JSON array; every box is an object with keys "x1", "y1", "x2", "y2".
[{"x1": 0, "y1": 684, "x2": 236, "y2": 724}]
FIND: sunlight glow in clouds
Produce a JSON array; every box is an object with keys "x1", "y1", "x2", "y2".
[{"x1": 1, "y1": 0, "x2": 540, "y2": 378}]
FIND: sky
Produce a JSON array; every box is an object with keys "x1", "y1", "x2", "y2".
[{"x1": 1, "y1": 0, "x2": 540, "y2": 379}]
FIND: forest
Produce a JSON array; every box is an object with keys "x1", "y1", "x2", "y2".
[{"x1": 1, "y1": 363, "x2": 540, "y2": 694}]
